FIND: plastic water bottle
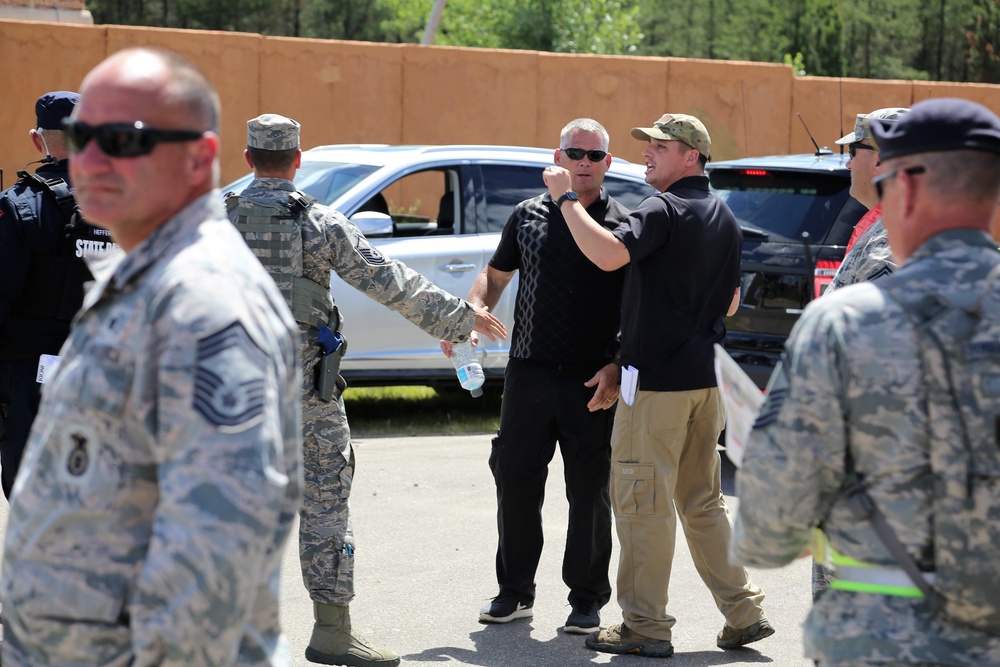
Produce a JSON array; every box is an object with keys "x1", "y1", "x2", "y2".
[{"x1": 450, "y1": 340, "x2": 485, "y2": 397}]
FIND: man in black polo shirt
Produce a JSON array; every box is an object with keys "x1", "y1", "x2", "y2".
[
  {"x1": 448, "y1": 118, "x2": 629, "y2": 635},
  {"x1": 543, "y1": 113, "x2": 772, "y2": 658}
]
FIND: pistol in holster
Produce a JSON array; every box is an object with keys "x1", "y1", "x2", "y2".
[{"x1": 315, "y1": 321, "x2": 348, "y2": 402}]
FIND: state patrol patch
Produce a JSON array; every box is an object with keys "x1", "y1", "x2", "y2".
[
  {"x1": 355, "y1": 236, "x2": 386, "y2": 265},
  {"x1": 194, "y1": 322, "x2": 268, "y2": 432}
]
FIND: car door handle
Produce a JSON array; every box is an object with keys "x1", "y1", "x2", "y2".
[{"x1": 441, "y1": 262, "x2": 477, "y2": 273}]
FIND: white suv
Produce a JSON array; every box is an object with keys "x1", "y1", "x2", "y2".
[{"x1": 223, "y1": 144, "x2": 653, "y2": 387}]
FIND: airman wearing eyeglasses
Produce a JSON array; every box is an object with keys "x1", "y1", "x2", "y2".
[
  {"x1": 732, "y1": 97, "x2": 1000, "y2": 667},
  {"x1": 456, "y1": 118, "x2": 632, "y2": 636},
  {"x1": 0, "y1": 91, "x2": 119, "y2": 503},
  {"x1": 0, "y1": 47, "x2": 303, "y2": 667},
  {"x1": 826, "y1": 107, "x2": 910, "y2": 293}
]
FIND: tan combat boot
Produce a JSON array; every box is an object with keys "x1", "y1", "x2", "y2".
[{"x1": 305, "y1": 602, "x2": 400, "y2": 667}]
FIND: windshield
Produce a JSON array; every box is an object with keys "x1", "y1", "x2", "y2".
[
  {"x1": 222, "y1": 162, "x2": 380, "y2": 207},
  {"x1": 709, "y1": 169, "x2": 853, "y2": 243}
]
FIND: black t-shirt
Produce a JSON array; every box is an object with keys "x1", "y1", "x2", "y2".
[
  {"x1": 611, "y1": 175, "x2": 741, "y2": 391},
  {"x1": 490, "y1": 188, "x2": 629, "y2": 363}
]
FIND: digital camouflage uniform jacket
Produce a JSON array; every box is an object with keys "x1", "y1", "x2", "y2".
[
  {"x1": 0, "y1": 192, "x2": 303, "y2": 667},
  {"x1": 828, "y1": 218, "x2": 896, "y2": 291},
  {"x1": 731, "y1": 230, "x2": 1000, "y2": 664}
]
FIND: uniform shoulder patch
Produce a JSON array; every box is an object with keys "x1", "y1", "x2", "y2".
[
  {"x1": 355, "y1": 236, "x2": 386, "y2": 265},
  {"x1": 752, "y1": 360, "x2": 791, "y2": 430},
  {"x1": 194, "y1": 322, "x2": 268, "y2": 431}
]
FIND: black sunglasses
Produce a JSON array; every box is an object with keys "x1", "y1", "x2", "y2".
[
  {"x1": 562, "y1": 147, "x2": 608, "y2": 162},
  {"x1": 848, "y1": 142, "x2": 876, "y2": 159},
  {"x1": 873, "y1": 165, "x2": 926, "y2": 200},
  {"x1": 63, "y1": 120, "x2": 205, "y2": 158}
]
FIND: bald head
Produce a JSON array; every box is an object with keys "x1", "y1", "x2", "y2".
[{"x1": 70, "y1": 48, "x2": 221, "y2": 251}]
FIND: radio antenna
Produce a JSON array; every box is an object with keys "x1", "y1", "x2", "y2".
[
  {"x1": 838, "y1": 77, "x2": 845, "y2": 155},
  {"x1": 798, "y1": 113, "x2": 832, "y2": 156}
]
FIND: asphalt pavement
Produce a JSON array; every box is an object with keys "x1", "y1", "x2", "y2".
[
  {"x1": 278, "y1": 434, "x2": 816, "y2": 667},
  {"x1": 0, "y1": 433, "x2": 815, "y2": 666}
]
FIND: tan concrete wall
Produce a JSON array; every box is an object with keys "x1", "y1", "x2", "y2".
[{"x1": 3, "y1": 17, "x2": 1000, "y2": 188}]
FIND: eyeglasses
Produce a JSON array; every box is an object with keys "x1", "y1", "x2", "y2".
[
  {"x1": 63, "y1": 120, "x2": 205, "y2": 158},
  {"x1": 873, "y1": 165, "x2": 926, "y2": 200},
  {"x1": 562, "y1": 147, "x2": 608, "y2": 162},
  {"x1": 848, "y1": 142, "x2": 876, "y2": 159}
]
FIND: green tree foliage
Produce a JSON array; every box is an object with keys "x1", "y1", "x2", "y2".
[
  {"x1": 379, "y1": 0, "x2": 642, "y2": 53},
  {"x1": 83, "y1": 0, "x2": 1000, "y2": 82}
]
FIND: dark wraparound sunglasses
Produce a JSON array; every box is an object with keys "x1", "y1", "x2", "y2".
[
  {"x1": 848, "y1": 142, "x2": 876, "y2": 159},
  {"x1": 562, "y1": 147, "x2": 608, "y2": 162},
  {"x1": 873, "y1": 165, "x2": 926, "y2": 200},
  {"x1": 63, "y1": 120, "x2": 206, "y2": 158}
]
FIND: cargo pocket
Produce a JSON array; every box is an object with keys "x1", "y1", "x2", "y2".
[{"x1": 612, "y1": 462, "x2": 656, "y2": 516}]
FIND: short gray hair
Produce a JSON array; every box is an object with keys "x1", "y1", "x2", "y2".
[{"x1": 560, "y1": 118, "x2": 610, "y2": 151}]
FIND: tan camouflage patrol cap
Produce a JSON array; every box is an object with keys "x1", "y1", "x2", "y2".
[
  {"x1": 247, "y1": 113, "x2": 300, "y2": 150},
  {"x1": 631, "y1": 113, "x2": 711, "y2": 159},
  {"x1": 835, "y1": 107, "x2": 910, "y2": 146}
]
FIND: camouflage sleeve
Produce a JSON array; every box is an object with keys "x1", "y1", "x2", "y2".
[
  {"x1": 129, "y1": 274, "x2": 298, "y2": 666},
  {"x1": 730, "y1": 299, "x2": 850, "y2": 568},
  {"x1": 307, "y1": 206, "x2": 476, "y2": 342},
  {"x1": 828, "y1": 221, "x2": 896, "y2": 292}
]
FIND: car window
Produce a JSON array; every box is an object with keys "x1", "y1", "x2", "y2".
[
  {"x1": 709, "y1": 169, "x2": 853, "y2": 243},
  {"x1": 478, "y1": 164, "x2": 651, "y2": 233},
  {"x1": 603, "y1": 176, "x2": 654, "y2": 211},
  {"x1": 220, "y1": 162, "x2": 379, "y2": 205},
  {"x1": 295, "y1": 163, "x2": 380, "y2": 205},
  {"x1": 479, "y1": 164, "x2": 547, "y2": 233},
  {"x1": 368, "y1": 168, "x2": 459, "y2": 237}
]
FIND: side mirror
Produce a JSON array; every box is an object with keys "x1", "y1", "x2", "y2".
[{"x1": 350, "y1": 211, "x2": 393, "y2": 238}]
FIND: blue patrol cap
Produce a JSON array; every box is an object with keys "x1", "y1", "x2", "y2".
[
  {"x1": 35, "y1": 91, "x2": 80, "y2": 130},
  {"x1": 870, "y1": 98, "x2": 1000, "y2": 160}
]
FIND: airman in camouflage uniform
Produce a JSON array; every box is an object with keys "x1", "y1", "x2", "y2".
[
  {"x1": 228, "y1": 114, "x2": 506, "y2": 667},
  {"x1": 731, "y1": 98, "x2": 1000, "y2": 666},
  {"x1": 827, "y1": 107, "x2": 910, "y2": 293},
  {"x1": 0, "y1": 48, "x2": 302, "y2": 667}
]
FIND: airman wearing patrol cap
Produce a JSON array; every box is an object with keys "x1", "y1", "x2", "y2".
[
  {"x1": 826, "y1": 106, "x2": 911, "y2": 294},
  {"x1": 228, "y1": 114, "x2": 506, "y2": 667},
  {"x1": 247, "y1": 113, "x2": 301, "y2": 151},
  {"x1": 733, "y1": 97, "x2": 1000, "y2": 667}
]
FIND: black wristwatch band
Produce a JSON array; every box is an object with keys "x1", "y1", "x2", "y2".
[{"x1": 556, "y1": 191, "x2": 579, "y2": 208}]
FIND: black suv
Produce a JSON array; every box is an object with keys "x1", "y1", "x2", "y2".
[{"x1": 707, "y1": 151, "x2": 867, "y2": 389}]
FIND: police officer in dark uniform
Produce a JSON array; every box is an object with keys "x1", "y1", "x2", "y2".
[{"x1": 0, "y1": 91, "x2": 117, "y2": 498}]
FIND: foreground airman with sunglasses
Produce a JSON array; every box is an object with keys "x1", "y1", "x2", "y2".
[
  {"x1": 733, "y1": 97, "x2": 1000, "y2": 667},
  {"x1": 0, "y1": 47, "x2": 303, "y2": 666}
]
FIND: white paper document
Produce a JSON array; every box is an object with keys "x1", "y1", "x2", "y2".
[
  {"x1": 36, "y1": 354, "x2": 61, "y2": 384},
  {"x1": 713, "y1": 344, "x2": 765, "y2": 467},
  {"x1": 620, "y1": 365, "x2": 639, "y2": 406}
]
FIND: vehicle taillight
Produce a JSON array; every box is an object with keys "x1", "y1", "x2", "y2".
[
  {"x1": 814, "y1": 259, "x2": 841, "y2": 299},
  {"x1": 740, "y1": 169, "x2": 770, "y2": 177}
]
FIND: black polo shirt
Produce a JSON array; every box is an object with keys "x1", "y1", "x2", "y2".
[
  {"x1": 611, "y1": 175, "x2": 741, "y2": 391},
  {"x1": 490, "y1": 188, "x2": 629, "y2": 363}
]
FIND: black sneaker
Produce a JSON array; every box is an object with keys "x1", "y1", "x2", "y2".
[
  {"x1": 564, "y1": 600, "x2": 600, "y2": 634},
  {"x1": 479, "y1": 595, "x2": 533, "y2": 623}
]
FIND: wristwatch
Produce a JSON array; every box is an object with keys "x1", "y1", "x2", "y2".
[{"x1": 556, "y1": 191, "x2": 579, "y2": 208}]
